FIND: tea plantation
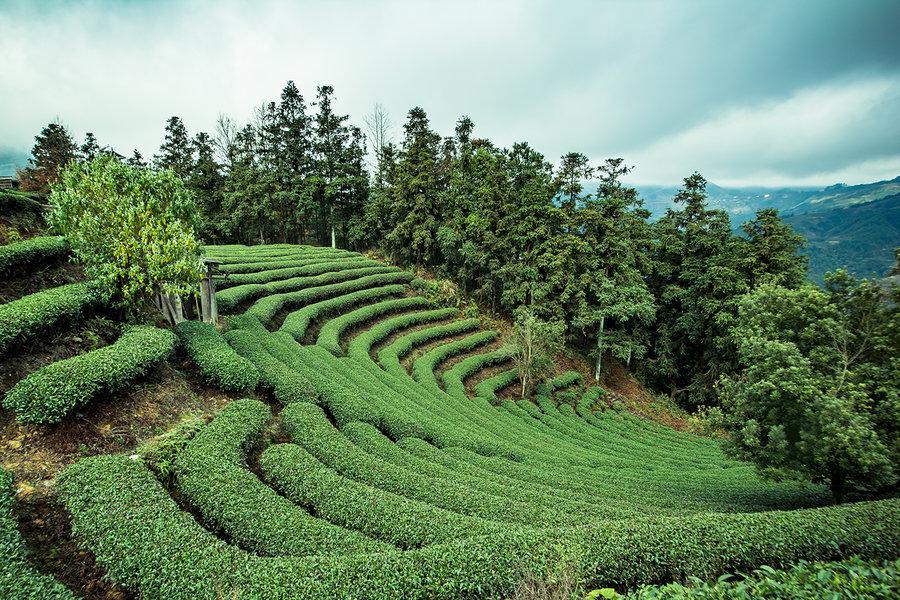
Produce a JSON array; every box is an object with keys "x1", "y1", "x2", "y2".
[{"x1": 2, "y1": 243, "x2": 898, "y2": 599}]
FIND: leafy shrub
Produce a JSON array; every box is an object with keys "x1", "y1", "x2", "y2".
[
  {"x1": 577, "y1": 386, "x2": 607, "y2": 420},
  {"x1": 472, "y1": 368, "x2": 519, "y2": 403},
  {"x1": 0, "y1": 235, "x2": 68, "y2": 275},
  {"x1": 0, "y1": 281, "x2": 101, "y2": 356},
  {"x1": 279, "y1": 401, "x2": 576, "y2": 527},
  {"x1": 345, "y1": 306, "x2": 458, "y2": 361},
  {"x1": 442, "y1": 347, "x2": 513, "y2": 400},
  {"x1": 225, "y1": 326, "x2": 319, "y2": 406},
  {"x1": 175, "y1": 320, "x2": 259, "y2": 392},
  {"x1": 3, "y1": 325, "x2": 176, "y2": 423},
  {"x1": 217, "y1": 258, "x2": 380, "y2": 288},
  {"x1": 279, "y1": 283, "x2": 408, "y2": 341},
  {"x1": 245, "y1": 270, "x2": 413, "y2": 325},
  {"x1": 617, "y1": 557, "x2": 899, "y2": 599},
  {"x1": 57, "y1": 454, "x2": 900, "y2": 600},
  {"x1": 556, "y1": 389, "x2": 579, "y2": 407},
  {"x1": 411, "y1": 329, "x2": 498, "y2": 390},
  {"x1": 49, "y1": 155, "x2": 202, "y2": 310},
  {"x1": 216, "y1": 264, "x2": 392, "y2": 311},
  {"x1": 136, "y1": 414, "x2": 206, "y2": 482},
  {"x1": 377, "y1": 317, "x2": 481, "y2": 376},
  {"x1": 0, "y1": 468, "x2": 74, "y2": 599}
]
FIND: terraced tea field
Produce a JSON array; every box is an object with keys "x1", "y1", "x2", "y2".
[{"x1": 4, "y1": 243, "x2": 899, "y2": 599}]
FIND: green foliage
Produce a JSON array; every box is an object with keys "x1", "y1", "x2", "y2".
[
  {"x1": 718, "y1": 274, "x2": 899, "y2": 499},
  {"x1": 136, "y1": 414, "x2": 206, "y2": 482},
  {"x1": 316, "y1": 295, "x2": 431, "y2": 355},
  {"x1": 0, "y1": 468, "x2": 74, "y2": 599},
  {"x1": 380, "y1": 107, "x2": 444, "y2": 269},
  {"x1": 52, "y1": 244, "x2": 890, "y2": 598},
  {"x1": 442, "y1": 346, "x2": 514, "y2": 400},
  {"x1": 18, "y1": 121, "x2": 78, "y2": 193},
  {"x1": 575, "y1": 160, "x2": 655, "y2": 380},
  {"x1": 621, "y1": 557, "x2": 899, "y2": 599},
  {"x1": 279, "y1": 283, "x2": 408, "y2": 341},
  {"x1": 473, "y1": 368, "x2": 519, "y2": 403},
  {"x1": 153, "y1": 116, "x2": 193, "y2": 178},
  {"x1": 216, "y1": 82, "x2": 368, "y2": 247},
  {"x1": 645, "y1": 175, "x2": 808, "y2": 409},
  {"x1": 0, "y1": 281, "x2": 101, "y2": 356},
  {"x1": 0, "y1": 235, "x2": 68, "y2": 275},
  {"x1": 216, "y1": 262, "x2": 386, "y2": 312},
  {"x1": 507, "y1": 307, "x2": 565, "y2": 397},
  {"x1": 3, "y1": 325, "x2": 176, "y2": 424},
  {"x1": 57, "y1": 453, "x2": 900, "y2": 599},
  {"x1": 175, "y1": 320, "x2": 259, "y2": 393},
  {"x1": 175, "y1": 399, "x2": 388, "y2": 556},
  {"x1": 48, "y1": 154, "x2": 202, "y2": 310},
  {"x1": 739, "y1": 207, "x2": 807, "y2": 288}
]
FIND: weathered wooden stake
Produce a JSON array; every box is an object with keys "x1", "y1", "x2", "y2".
[{"x1": 200, "y1": 259, "x2": 221, "y2": 324}]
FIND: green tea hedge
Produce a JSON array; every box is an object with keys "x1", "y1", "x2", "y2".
[
  {"x1": 622, "y1": 557, "x2": 899, "y2": 599},
  {"x1": 0, "y1": 235, "x2": 68, "y2": 275},
  {"x1": 316, "y1": 296, "x2": 431, "y2": 355},
  {"x1": 0, "y1": 281, "x2": 100, "y2": 355},
  {"x1": 175, "y1": 320, "x2": 258, "y2": 392},
  {"x1": 175, "y1": 399, "x2": 389, "y2": 557},
  {"x1": 57, "y1": 454, "x2": 900, "y2": 599},
  {"x1": 0, "y1": 468, "x2": 74, "y2": 599},
  {"x1": 3, "y1": 325, "x2": 176, "y2": 423}
]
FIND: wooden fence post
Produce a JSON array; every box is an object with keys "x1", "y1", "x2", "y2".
[{"x1": 200, "y1": 259, "x2": 221, "y2": 324}]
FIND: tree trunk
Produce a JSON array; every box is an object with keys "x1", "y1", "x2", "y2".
[
  {"x1": 331, "y1": 225, "x2": 336, "y2": 249},
  {"x1": 594, "y1": 316, "x2": 605, "y2": 381},
  {"x1": 830, "y1": 469, "x2": 847, "y2": 504}
]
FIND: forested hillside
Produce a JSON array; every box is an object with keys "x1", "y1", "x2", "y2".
[
  {"x1": 785, "y1": 193, "x2": 900, "y2": 282},
  {"x1": 1, "y1": 79, "x2": 897, "y2": 599}
]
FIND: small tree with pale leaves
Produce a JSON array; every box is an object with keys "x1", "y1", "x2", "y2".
[{"x1": 507, "y1": 307, "x2": 565, "y2": 398}]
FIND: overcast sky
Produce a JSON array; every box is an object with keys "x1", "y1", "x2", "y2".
[{"x1": 2, "y1": 0, "x2": 899, "y2": 186}]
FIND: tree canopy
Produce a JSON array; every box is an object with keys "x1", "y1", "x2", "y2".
[{"x1": 49, "y1": 154, "x2": 202, "y2": 314}]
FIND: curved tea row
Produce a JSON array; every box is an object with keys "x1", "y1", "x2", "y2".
[{"x1": 54, "y1": 244, "x2": 900, "y2": 598}]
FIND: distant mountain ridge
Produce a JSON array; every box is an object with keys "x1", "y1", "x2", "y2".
[
  {"x1": 630, "y1": 175, "x2": 900, "y2": 225},
  {"x1": 623, "y1": 176, "x2": 900, "y2": 283},
  {"x1": 785, "y1": 193, "x2": 899, "y2": 283}
]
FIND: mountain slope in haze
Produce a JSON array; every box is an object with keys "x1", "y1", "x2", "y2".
[
  {"x1": 0, "y1": 149, "x2": 30, "y2": 178},
  {"x1": 784, "y1": 193, "x2": 899, "y2": 283}
]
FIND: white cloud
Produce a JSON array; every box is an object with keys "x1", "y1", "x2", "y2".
[
  {"x1": 625, "y1": 76, "x2": 900, "y2": 186},
  {"x1": 1, "y1": 0, "x2": 898, "y2": 186}
]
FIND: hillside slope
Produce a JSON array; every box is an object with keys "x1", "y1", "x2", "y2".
[{"x1": 785, "y1": 193, "x2": 899, "y2": 282}]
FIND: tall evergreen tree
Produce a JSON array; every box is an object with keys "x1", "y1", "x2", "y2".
[
  {"x1": 574, "y1": 158, "x2": 655, "y2": 380},
  {"x1": 154, "y1": 116, "x2": 194, "y2": 178},
  {"x1": 17, "y1": 121, "x2": 78, "y2": 193},
  {"x1": 646, "y1": 172, "x2": 746, "y2": 407},
  {"x1": 80, "y1": 132, "x2": 101, "y2": 161},
  {"x1": 189, "y1": 132, "x2": 226, "y2": 242},
  {"x1": 222, "y1": 124, "x2": 270, "y2": 244},
  {"x1": 277, "y1": 81, "x2": 314, "y2": 242},
  {"x1": 740, "y1": 208, "x2": 808, "y2": 288},
  {"x1": 497, "y1": 142, "x2": 569, "y2": 319},
  {"x1": 126, "y1": 149, "x2": 146, "y2": 168},
  {"x1": 383, "y1": 107, "x2": 443, "y2": 268},
  {"x1": 308, "y1": 85, "x2": 368, "y2": 247},
  {"x1": 555, "y1": 152, "x2": 592, "y2": 214}
]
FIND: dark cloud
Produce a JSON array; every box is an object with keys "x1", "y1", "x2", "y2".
[{"x1": 1, "y1": 0, "x2": 898, "y2": 185}]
